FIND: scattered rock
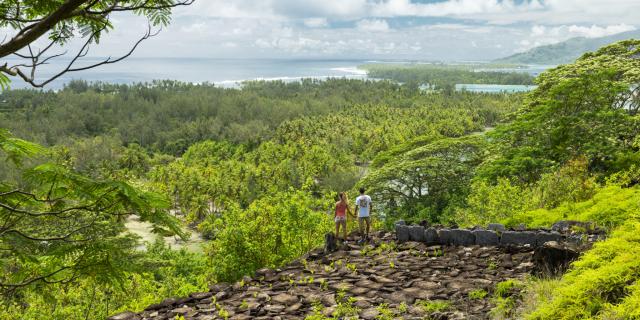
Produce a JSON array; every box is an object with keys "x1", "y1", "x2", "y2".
[
  {"x1": 190, "y1": 291, "x2": 213, "y2": 300},
  {"x1": 320, "y1": 294, "x2": 336, "y2": 307},
  {"x1": 144, "y1": 297, "x2": 176, "y2": 311},
  {"x1": 167, "y1": 306, "x2": 196, "y2": 318},
  {"x1": 271, "y1": 293, "x2": 298, "y2": 305},
  {"x1": 263, "y1": 304, "x2": 285, "y2": 313},
  {"x1": 209, "y1": 282, "x2": 230, "y2": 292},
  {"x1": 107, "y1": 311, "x2": 140, "y2": 320},
  {"x1": 360, "y1": 308, "x2": 380, "y2": 319},
  {"x1": 122, "y1": 222, "x2": 599, "y2": 320}
]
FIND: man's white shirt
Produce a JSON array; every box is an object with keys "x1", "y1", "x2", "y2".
[{"x1": 355, "y1": 195, "x2": 372, "y2": 217}]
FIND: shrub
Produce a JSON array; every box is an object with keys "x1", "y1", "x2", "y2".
[
  {"x1": 469, "y1": 289, "x2": 488, "y2": 300},
  {"x1": 524, "y1": 222, "x2": 640, "y2": 319}
]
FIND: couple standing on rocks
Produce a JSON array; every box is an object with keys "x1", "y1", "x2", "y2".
[{"x1": 334, "y1": 187, "x2": 372, "y2": 244}]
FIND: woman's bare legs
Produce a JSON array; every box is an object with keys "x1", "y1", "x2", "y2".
[{"x1": 342, "y1": 220, "x2": 348, "y2": 240}]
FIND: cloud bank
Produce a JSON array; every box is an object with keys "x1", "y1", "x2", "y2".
[{"x1": 16, "y1": 0, "x2": 640, "y2": 61}]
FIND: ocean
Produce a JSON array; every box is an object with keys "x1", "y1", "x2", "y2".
[
  {"x1": 2, "y1": 58, "x2": 548, "y2": 91},
  {"x1": 3, "y1": 58, "x2": 369, "y2": 90}
]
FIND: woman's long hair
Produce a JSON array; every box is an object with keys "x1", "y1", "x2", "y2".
[{"x1": 339, "y1": 192, "x2": 349, "y2": 204}]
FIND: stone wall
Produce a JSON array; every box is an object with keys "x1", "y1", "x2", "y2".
[{"x1": 394, "y1": 220, "x2": 601, "y2": 248}]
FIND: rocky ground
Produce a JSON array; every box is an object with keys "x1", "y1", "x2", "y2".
[{"x1": 110, "y1": 230, "x2": 549, "y2": 320}]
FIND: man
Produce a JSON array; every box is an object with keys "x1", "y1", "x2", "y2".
[{"x1": 354, "y1": 187, "x2": 372, "y2": 243}]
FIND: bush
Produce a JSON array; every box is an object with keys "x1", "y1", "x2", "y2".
[
  {"x1": 205, "y1": 190, "x2": 332, "y2": 282},
  {"x1": 505, "y1": 186, "x2": 640, "y2": 229},
  {"x1": 525, "y1": 222, "x2": 640, "y2": 319}
]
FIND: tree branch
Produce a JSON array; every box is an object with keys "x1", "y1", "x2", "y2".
[
  {"x1": 86, "y1": 0, "x2": 195, "y2": 14},
  {"x1": 0, "y1": 0, "x2": 88, "y2": 58},
  {"x1": 2, "y1": 21, "x2": 159, "y2": 88}
]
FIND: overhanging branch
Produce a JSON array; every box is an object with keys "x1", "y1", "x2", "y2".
[{"x1": 0, "y1": 0, "x2": 194, "y2": 88}]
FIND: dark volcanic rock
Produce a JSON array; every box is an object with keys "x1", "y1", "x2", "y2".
[
  {"x1": 324, "y1": 232, "x2": 337, "y2": 253},
  {"x1": 535, "y1": 231, "x2": 563, "y2": 247},
  {"x1": 144, "y1": 298, "x2": 176, "y2": 311},
  {"x1": 396, "y1": 224, "x2": 410, "y2": 242},
  {"x1": 424, "y1": 227, "x2": 439, "y2": 244},
  {"x1": 450, "y1": 229, "x2": 475, "y2": 246},
  {"x1": 533, "y1": 241, "x2": 581, "y2": 276},
  {"x1": 408, "y1": 225, "x2": 426, "y2": 242},
  {"x1": 437, "y1": 228, "x2": 453, "y2": 245},
  {"x1": 501, "y1": 231, "x2": 537, "y2": 247},
  {"x1": 473, "y1": 230, "x2": 499, "y2": 246}
]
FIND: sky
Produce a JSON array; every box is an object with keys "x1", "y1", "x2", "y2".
[{"x1": 7, "y1": 0, "x2": 640, "y2": 61}]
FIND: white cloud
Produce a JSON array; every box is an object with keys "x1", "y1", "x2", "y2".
[
  {"x1": 371, "y1": 0, "x2": 544, "y2": 18},
  {"x1": 516, "y1": 23, "x2": 637, "y2": 52},
  {"x1": 303, "y1": 18, "x2": 328, "y2": 28},
  {"x1": 531, "y1": 25, "x2": 546, "y2": 37},
  {"x1": 15, "y1": 0, "x2": 637, "y2": 61},
  {"x1": 567, "y1": 24, "x2": 636, "y2": 38},
  {"x1": 181, "y1": 22, "x2": 207, "y2": 33},
  {"x1": 356, "y1": 19, "x2": 390, "y2": 32},
  {"x1": 175, "y1": 0, "x2": 640, "y2": 26}
]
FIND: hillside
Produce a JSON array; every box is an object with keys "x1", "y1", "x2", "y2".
[{"x1": 494, "y1": 29, "x2": 640, "y2": 64}]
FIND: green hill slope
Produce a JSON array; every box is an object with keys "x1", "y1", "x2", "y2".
[{"x1": 494, "y1": 30, "x2": 640, "y2": 64}]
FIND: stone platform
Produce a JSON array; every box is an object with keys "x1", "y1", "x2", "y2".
[{"x1": 110, "y1": 229, "x2": 571, "y2": 320}]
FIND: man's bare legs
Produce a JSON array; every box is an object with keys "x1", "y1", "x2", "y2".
[{"x1": 358, "y1": 217, "x2": 371, "y2": 242}]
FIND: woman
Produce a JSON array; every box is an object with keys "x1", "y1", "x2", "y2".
[{"x1": 334, "y1": 192, "x2": 354, "y2": 242}]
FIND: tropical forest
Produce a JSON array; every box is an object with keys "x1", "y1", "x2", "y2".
[{"x1": 1, "y1": 1, "x2": 640, "y2": 320}]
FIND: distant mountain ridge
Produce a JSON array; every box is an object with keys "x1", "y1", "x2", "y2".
[{"x1": 494, "y1": 30, "x2": 640, "y2": 65}]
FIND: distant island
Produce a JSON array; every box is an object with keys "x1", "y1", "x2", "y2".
[{"x1": 494, "y1": 29, "x2": 640, "y2": 64}]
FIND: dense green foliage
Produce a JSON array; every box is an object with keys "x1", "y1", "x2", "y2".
[
  {"x1": 481, "y1": 40, "x2": 640, "y2": 184},
  {"x1": 0, "y1": 130, "x2": 194, "y2": 319},
  {"x1": 1, "y1": 240, "x2": 209, "y2": 319},
  {"x1": 0, "y1": 79, "x2": 428, "y2": 153},
  {"x1": 206, "y1": 190, "x2": 331, "y2": 281},
  {"x1": 0, "y1": 78, "x2": 521, "y2": 318},
  {"x1": 363, "y1": 135, "x2": 488, "y2": 225}
]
